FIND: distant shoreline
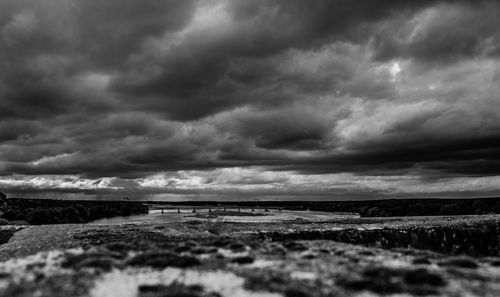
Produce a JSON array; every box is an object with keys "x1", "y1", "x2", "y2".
[{"x1": 3, "y1": 197, "x2": 500, "y2": 219}]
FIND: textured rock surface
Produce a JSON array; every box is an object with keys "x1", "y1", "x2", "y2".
[
  {"x1": 1, "y1": 216, "x2": 500, "y2": 296},
  {"x1": 0, "y1": 227, "x2": 25, "y2": 246}
]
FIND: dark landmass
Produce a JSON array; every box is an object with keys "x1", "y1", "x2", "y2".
[
  {"x1": 148, "y1": 197, "x2": 500, "y2": 217},
  {"x1": 3, "y1": 196, "x2": 500, "y2": 227},
  {"x1": 0, "y1": 198, "x2": 148, "y2": 225}
]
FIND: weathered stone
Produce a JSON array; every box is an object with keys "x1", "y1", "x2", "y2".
[
  {"x1": 1, "y1": 216, "x2": 500, "y2": 297},
  {"x1": 127, "y1": 252, "x2": 200, "y2": 268}
]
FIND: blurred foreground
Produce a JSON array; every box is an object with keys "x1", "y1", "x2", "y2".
[{"x1": 2, "y1": 215, "x2": 500, "y2": 296}]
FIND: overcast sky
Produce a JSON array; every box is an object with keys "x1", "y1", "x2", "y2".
[{"x1": 1, "y1": 0, "x2": 500, "y2": 200}]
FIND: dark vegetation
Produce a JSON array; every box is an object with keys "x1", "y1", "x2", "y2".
[
  {"x1": 153, "y1": 197, "x2": 500, "y2": 217},
  {"x1": 231, "y1": 256, "x2": 255, "y2": 264},
  {"x1": 138, "y1": 283, "x2": 220, "y2": 297},
  {"x1": 62, "y1": 252, "x2": 119, "y2": 272},
  {"x1": 338, "y1": 266, "x2": 447, "y2": 295},
  {"x1": 260, "y1": 220, "x2": 500, "y2": 256},
  {"x1": 0, "y1": 198, "x2": 148, "y2": 225},
  {"x1": 127, "y1": 252, "x2": 200, "y2": 269},
  {"x1": 0, "y1": 229, "x2": 16, "y2": 245}
]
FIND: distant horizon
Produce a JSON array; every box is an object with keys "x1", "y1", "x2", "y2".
[{"x1": 6, "y1": 193, "x2": 500, "y2": 202}]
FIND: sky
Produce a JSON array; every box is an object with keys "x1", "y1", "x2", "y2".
[{"x1": 1, "y1": 0, "x2": 500, "y2": 201}]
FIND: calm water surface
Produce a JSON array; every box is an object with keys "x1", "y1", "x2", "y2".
[{"x1": 89, "y1": 208, "x2": 358, "y2": 224}]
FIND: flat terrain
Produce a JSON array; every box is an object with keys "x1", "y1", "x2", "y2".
[
  {"x1": 1, "y1": 215, "x2": 500, "y2": 297},
  {"x1": 90, "y1": 209, "x2": 359, "y2": 224}
]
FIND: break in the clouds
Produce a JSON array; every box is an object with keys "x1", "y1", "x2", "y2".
[{"x1": 1, "y1": 0, "x2": 500, "y2": 200}]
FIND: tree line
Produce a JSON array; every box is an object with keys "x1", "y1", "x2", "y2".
[
  {"x1": 152, "y1": 198, "x2": 500, "y2": 217},
  {"x1": 0, "y1": 198, "x2": 148, "y2": 225}
]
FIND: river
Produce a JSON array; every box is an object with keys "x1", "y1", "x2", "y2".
[{"x1": 89, "y1": 208, "x2": 360, "y2": 224}]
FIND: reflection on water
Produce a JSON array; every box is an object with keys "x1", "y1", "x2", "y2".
[
  {"x1": 89, "y1": 208, "x2": 261, "y2": 224},
  {"x1": 89, "y1": 209, "x2": 184, "y2": 224},
  {"x1": 89, "y1": 208, "x2": 246, "y2": 224}
]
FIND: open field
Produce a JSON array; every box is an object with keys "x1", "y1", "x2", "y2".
[{"x1": 2, "y1": 215, "x2": 500, "y2": 296}]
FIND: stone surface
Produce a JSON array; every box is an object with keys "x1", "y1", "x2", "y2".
[{"x1": 1, "y1": 216, "x2": 500, "y2": 296}]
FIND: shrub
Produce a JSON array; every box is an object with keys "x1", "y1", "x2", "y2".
[
  {"x1": 3, "y1": 200, "x2": 148, "y2": 225},
  {"x1": 440, "y1": 203, "x2": 460, "y2": 215},
  {"x1": 8, "y1": 220, "x2": 28, "y2": 225},
  {"x1": 205, "y1": 218, "x2": 225, "y2": 235},
  {"x1": 121, "y1": 206, "x2": 131, "y2": 216},
  {"x1": 27, "y1": 208, "x2": 53, "y2": 225},
  {"x1": 75, "y1": 205, "x2": 89, "y2": 221},
  {"x1": 14, "y1": 213, "x2": 27, "y2": 221},
  {"x1": 61, "y1": 206, "x2": 84, "y2": 223},
  {"x1": 1, "y1": 210, "x2": 19, "y2": 221}
]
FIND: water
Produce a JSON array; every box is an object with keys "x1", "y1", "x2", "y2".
[
  {"x1": 89, "y1": 208, "x2": 359, "y2": 225},
  {"x1": 89, "y1": 209, "x2": 183, "y2": 225}
]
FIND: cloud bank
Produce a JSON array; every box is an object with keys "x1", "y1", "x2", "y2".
[{"x1": 1, "y1": 0, "x2": 500, "y2": 199}]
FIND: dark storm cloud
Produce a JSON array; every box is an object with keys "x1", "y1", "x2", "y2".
[
  {"x1": 112, "y1": 0, "x2": 455, "y2": 120},
  {"x1": 1, "y1": 0, "x2": 500, "y2": 197},
  {"x1": 221, "y1": 108, "x2": 329, "y2": 150},
  {"x1": 0, "y1": 0, "x2": 196, "y2": 120},
  {"x1": 281, "y1": 135, "x2": 500, "y2": 177},
  {"x1": 74, "y1": 0, "x2": 196, "y2": 69},
  {"x1": 0, "y1": 120, "x2": 44, "y2": 144},
  {"x1": 372, "y1": 1, "x2": 500, "y2": 63}
]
